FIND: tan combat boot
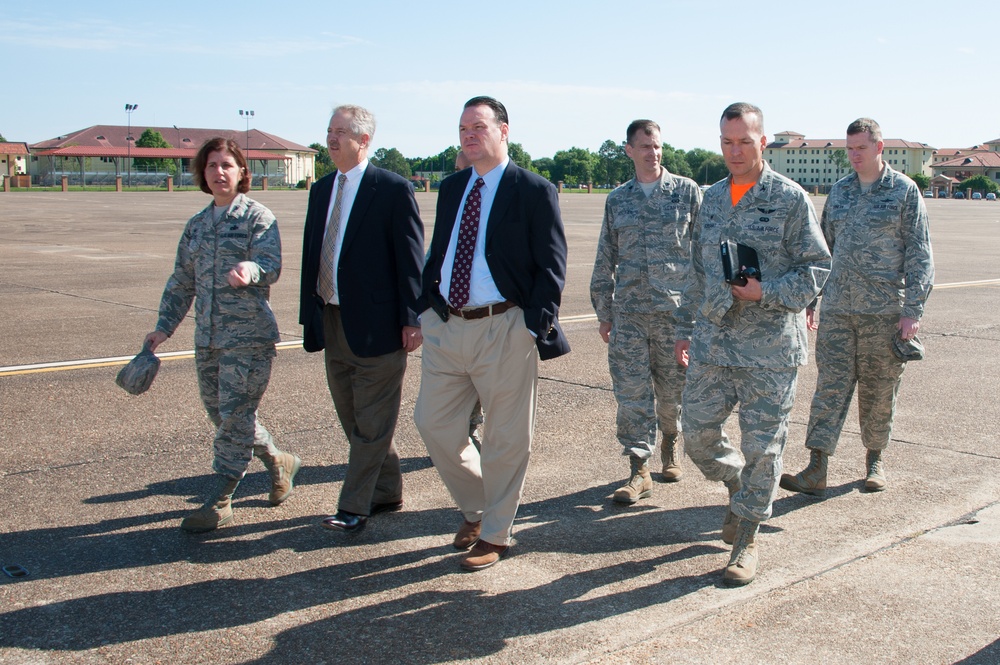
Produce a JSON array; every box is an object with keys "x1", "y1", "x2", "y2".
[
  {"x1": 259, "y1": 450, "x2": 302, "y2": 505},
  {"x1": 181, "y1": 476, "x2": 241, "y2": 533},
  {"x1": 613, "y1": 457, "x2": 653, "y2": 504},
  {"x1": 864, "y1": 449, "x2": 887, "y2": 492},
  {"x1": 721, "y1": 477, "x2": 741, "y2": 544},
  {"x1": 779, "y1": 448, "x2": 828, "y2": 497},
  {"x1": 723, "y1": 518, "x2": 760, "y2": 587},
  {"x1": 660, "y1": 433, "x2": 683, "y2": 482}
]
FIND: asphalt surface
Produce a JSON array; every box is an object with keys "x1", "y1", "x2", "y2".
[{"x1": 1, "y1": 190, "x2": 998, "y2": 665}]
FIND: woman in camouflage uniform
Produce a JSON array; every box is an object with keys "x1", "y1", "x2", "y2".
[{"x1": 144, "y1": 137, "x2": 300, "y2": 532}]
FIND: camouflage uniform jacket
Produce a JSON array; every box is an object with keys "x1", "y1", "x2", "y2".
[
  {"x1": 156, "y1": 194, "x2": 281, "y2": 348},
  {"x1": 818, "y1": 165, "x2": 934, "y2": 319},
  {"x1": 677, "y1": 163, "x2": 831, "y2": 368},
  {"x1": 590, "y1": 168, "x2": 701, "y2": 320}
]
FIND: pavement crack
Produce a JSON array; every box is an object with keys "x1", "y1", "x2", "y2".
[
  {"x1": 0, "y1": 280, "x2": 174, "y2": 315},
  {"x1": 539, "y1": 376, "x2": 612, "y2": 392}
]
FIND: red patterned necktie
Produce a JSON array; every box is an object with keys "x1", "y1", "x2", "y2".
[{"x1": 448, "y1": 177, "x2": 485, "y2": 308}]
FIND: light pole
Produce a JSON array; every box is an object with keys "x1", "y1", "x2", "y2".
[
  {"x1": 125, "y1": 103, "x2": 138, "y2": 188},
  {"x1": 239, "y1": 109, "x2": 254, "y2": 181},
  {"x1": 173, "y1": 124, "x2": 182, "y2": 185}
]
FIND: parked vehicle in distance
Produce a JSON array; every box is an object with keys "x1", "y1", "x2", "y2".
[
  {"x1": 972, "y1": 192, "x2": 983, "y2": 200},
  {"x1": 987, "y1": 193, "x2": 997, "y2": 201},
  {"x1": 923, "y1": 190, "x2": 934, "y2": 198},
  {"x1": 954, "y1": 191, "x2": 965, "y2": 199}
]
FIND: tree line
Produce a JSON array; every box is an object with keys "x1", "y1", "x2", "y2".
[
  {"x1": 14, "y1": 126, "x2": 949, "y2": 193},
  {"x1": 310, "y1": 140, "x2": 731, "y2": 188}
]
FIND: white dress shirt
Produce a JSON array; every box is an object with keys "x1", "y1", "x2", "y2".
[
  {"x1": 323, "y1": 158, "x2": 368, "y2": 305},
  {"x1": 440, "y1": 157, "x2": 509, "y2": 307}
]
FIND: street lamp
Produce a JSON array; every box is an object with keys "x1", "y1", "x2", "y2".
[
  {"x1": 173, "y1": 125, "x2": 182, "y2": 185},
  {"x1": 239, "y1": 109, "x2": 254, "y2": 181},
  {"x1": 125, "y1": 103, "x2": 138, "y2": 188}
]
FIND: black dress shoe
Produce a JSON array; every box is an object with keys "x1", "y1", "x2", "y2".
[
  {"x1": 369, "y1": 500, "x2": 403, "y2": 516},
  {"x1": 321, "y1": 511, "x2": 367, "y2": 533}
]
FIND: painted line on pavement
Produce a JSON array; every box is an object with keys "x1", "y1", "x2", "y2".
[
  {"x1": 2, "y1": 278, "x2": 995, "y2": 377},
  {"x1": 933, "y1": 278, "x2": 1000, "y2": 290},
  {"x1": 0, "y1": 341, "x2": 304, "y2": 377}
]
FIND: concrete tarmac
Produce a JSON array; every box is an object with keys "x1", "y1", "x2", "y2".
[{"x1": 0, "y1": 190, "x2": 998, "y2": 664}]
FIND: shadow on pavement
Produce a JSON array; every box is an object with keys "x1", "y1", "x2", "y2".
[
  {"x1": 0, "y1": 482, "x2": 728, "y2": 660},
  {"x1": 953, "y1": 638, "x2": 1000, "y2": 665}
]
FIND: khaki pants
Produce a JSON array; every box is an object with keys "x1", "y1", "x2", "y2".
[{"x1": 414, "y1": 306, "x2": 538, "y2": 546}]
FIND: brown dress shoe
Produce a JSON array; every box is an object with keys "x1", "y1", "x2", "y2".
[
  {"x1": 460, "y1": 540, "x2": 508, "y2": 571},
  {"x1": 453, "y1": 520, "x2": 482, "y2": 550}
]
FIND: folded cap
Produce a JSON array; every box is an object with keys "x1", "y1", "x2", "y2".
[
  {"x1": 115, "y1": 344, "x2": 161, "y2": 395},
  {"x1": 891, "y1": 332, "x2": 924, "y2": 362}
]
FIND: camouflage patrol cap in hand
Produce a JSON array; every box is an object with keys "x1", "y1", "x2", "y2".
[
  {"x1": 116, "y1": 344, "x2": 161, "y2": 395},
  {"x1": 891, "y1": 332, "x2": 924, "y2": 362}
]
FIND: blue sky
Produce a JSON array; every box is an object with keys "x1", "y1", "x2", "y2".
[{"x1": 2, "y1": 1, "x2": 996, "y2": 159}]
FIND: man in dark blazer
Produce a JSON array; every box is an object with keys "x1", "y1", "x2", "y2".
[
  {"x1": 300, "y1": 104, "x2": 424, "y2": 533},
  {"x1": 414, "y1": 96, "x2": 569, "y2": 571}
]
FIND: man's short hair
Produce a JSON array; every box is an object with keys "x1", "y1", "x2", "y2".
[
  {"x1": 720, "y1": 102, "x2": 764, "y2": 133},
  {"x1": 626, "y1": 119, "x2": 660, "y2": 145},
  {"x1": 332, "y1": 104, "x2": 376, "y2": 139},
  {"x1": 464, "y1": 96, "x2": 509, "y2": 126},
  {"x1": 193, "y1": 137, "x2": 251, "y2": 195},
  {"x1": 846, "y1": 117, "x2": 882, "y2": 143}
]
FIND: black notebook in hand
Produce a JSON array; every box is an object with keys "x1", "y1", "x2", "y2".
[{"x1": 720, "y1": 240, "x2": 760, "y2": 286}]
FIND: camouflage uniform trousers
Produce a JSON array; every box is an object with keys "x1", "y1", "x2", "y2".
[
  {"x1": 805, "y1": 312, "x2": 905, "y2": 454},
  {"x1": 681, "y1": 360, "x2": 797, "y2": 522},
  {"x1": 609, "y1": 312, "x2": 685, "y2": 460},
  {"x1": 195, "y1": 346, "x2": 279, "y2": 479}
]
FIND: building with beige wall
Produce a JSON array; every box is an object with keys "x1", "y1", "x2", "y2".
[
  {"x1": 1, "y1": 142, "x2": 29, "y2": 180},
  {"x1": 29, "y1": 126, "x2": 316, "y2": 187},
  {"x1": 765, "y1": 131, "x2": 935, "y2": 191},
  {"x1": 932, "y1": 138, "x2": 1000, "y2": 190}
]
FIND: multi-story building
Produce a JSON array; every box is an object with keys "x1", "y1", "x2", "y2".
[
  {"x1": 765, "y1": 131, "x2": 935, "y2": 192},
  {"x1": 932, "y1": 138, "x2": 1000, "y2": 190},
  {"x1": 29, "y1": 125, "x2": 316, "y2": 187}
]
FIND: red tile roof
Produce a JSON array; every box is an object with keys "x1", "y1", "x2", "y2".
[
  {"x1": 33, "y1": 146, "x2": 289, "y2": 161},
  {"x1": 31, "y1": 125, "x2": 316, "y2": 154},
  {"x1": 934, "y1": 152, "x2": 1000, "y2": 169},
  {"x1": 0, "y1": 142, "x2": 30, "y2": 155},
  {"x1": 768, "y1": 138, "x2": 932, "y2": 150}
]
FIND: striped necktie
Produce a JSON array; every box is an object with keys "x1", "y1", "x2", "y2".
[{"x1": 316, "y1": 173, "x2": 348, "y2": 303}]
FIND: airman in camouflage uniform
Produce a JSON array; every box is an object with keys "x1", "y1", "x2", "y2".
[
  {"x1": 675, "y1": 104, "x2": 830, "y2": 586},
  {"x1": 146, "y1": 138, "x2": 299, "y2": 533},
  {"x1": 591, "y1": 119, "x2": 700, "y2": 503},
  {"x1": 781, "y1": 118, "x2": 933, "y2": 497}
]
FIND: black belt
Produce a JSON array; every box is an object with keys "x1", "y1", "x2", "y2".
[{"x1": 448, "y1": 300, "x2": 515, "y2": 320}]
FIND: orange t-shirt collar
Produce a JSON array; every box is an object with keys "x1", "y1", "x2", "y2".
[{"x1": 730, "y1": 180, "x2": 754, "y2": 207}]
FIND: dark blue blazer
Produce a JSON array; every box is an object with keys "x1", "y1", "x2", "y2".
[
  {"x1": 299, "y1": 164, "x2": 424, "y2": 357},
  {"x1": 420, "y1": 160, "x2": 570, "y2": 361}
]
